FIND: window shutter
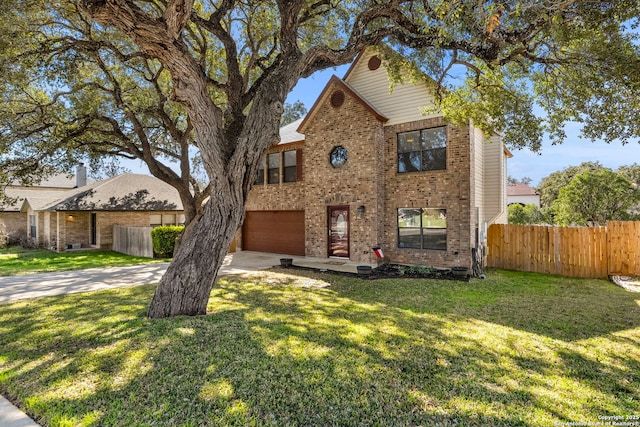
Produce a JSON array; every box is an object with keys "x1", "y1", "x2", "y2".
[{"x1": 296, "y1": 149, "x2": 303, "y2": 182}]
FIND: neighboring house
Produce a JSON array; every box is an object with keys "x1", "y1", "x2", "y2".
[
  {"x1": 1, "y1": 165, "x2": 184, "y2": 251},
  {"x1": 507, "y1": 183, "x2": 541, "y2": 208},
  {"x1": 243, "y1": 47, "x2": 512, "y2": 269}
]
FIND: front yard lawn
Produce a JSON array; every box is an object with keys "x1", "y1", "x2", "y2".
[
  {"x1": 0, "y1": 246, "x2": 165, "y2": 276},
  {"x1": 0, "y1": 269, "x2": 638, "y2": 426}
]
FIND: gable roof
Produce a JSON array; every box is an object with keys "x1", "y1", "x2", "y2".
[
  {"x1": 38, "y1": 174, "x2": 183, "y2": 212},
  {"x1": 298, "y1": 75, "x2": 388, "y2": 133}
]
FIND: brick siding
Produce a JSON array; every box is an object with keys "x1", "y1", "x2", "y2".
[{"x1": 246, "y1": 83, "x2": 478, "y2": 268}]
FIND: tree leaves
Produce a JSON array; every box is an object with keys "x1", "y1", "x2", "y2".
[{"x1": 552, "y1": 170, "x2": 640, "y2": 226}]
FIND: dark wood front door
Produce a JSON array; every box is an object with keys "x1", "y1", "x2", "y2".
[{"x1": 328, "y1": 206, "x2": 349, "y2": 258}]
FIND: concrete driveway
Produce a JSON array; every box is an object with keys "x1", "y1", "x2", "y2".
[{"x1": 0, "y1": 251, "x2": 291, "y2": 304}]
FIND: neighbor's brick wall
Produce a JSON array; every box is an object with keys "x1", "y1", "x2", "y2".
[
  {"x1": 57, "y1": 210, "x2": 182, "y2": 251},
  {"x1": 381, "y1": 117, "x2": 475, "y2": 268},
  {"x1": 302, "y1": 82, "x2": 385, "y2": 263},
  {"x1": 59, "y1": 211, "x2": 92, "y2": 250},
  {"x1": 0, "y1": 212, "x2": 27, "y2": 242},
  {"x1": 98, "y1": 211, "x2": 181, "y2": 250}
]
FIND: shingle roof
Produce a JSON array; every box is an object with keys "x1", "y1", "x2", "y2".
[
  {"x1": 41, "y1": 174, "x2": 183, "y2": 211},
  {"x1": 1, "y1": 187, "x2": 70, "y2": 212},
  {"x1": 507, "y1": 183, "x2": 539, "y2": 196},
  {"x1": 279, "y1": 118, "x2": 305, "y2": 145}
]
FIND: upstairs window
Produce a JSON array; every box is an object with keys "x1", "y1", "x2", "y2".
[
  {"x1": 255, "y1": 149, "x2": 302, "y2": 185},
  {"x1": 398, "y1": 126, "x2": 446, "y2": 173},
  {"x1": 283, "y1": 150, "x2": 297, "y2": 183},
  {"x1": 254, "y1": 156, "x2": 265, "y2": 185},
  {"x1": 267, "y1": 153, "x2": 280, "y2": 184}
]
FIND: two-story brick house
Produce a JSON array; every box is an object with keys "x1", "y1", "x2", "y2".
[{"x1": 243, "y1": 47, "x2": 511, "y2": 269}]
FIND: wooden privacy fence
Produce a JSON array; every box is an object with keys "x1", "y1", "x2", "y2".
[
  {"x1": 487, "y1": 221, "x2": 640, "y2": 278},
  {"x1": 112, "y1": 225, "x2": 154, "y2": 258}
]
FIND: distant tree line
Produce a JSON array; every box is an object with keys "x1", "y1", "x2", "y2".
[{"x1": 508, "y1": 162, "x2": 640, "y2": 226}]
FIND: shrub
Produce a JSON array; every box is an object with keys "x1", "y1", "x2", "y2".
[{"x1": 151, "y1": 225, "x2": 184, "y2": 258}]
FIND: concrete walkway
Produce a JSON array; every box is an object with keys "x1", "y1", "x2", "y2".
[{"x1": 0, "y1": 251, "x2": 372, "y2": 426}]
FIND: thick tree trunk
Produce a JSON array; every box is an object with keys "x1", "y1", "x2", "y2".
[{"x1": 147, "y1": 177, "x2": 244, "y2": 318}]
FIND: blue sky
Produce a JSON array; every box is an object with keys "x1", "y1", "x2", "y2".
[{"x1": 286, "y1": 67, "x2": 640, "y2": 187}]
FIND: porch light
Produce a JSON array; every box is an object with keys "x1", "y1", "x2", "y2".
[{"x1": 67, "y1": 214, "x2": 74, "y2": 221}]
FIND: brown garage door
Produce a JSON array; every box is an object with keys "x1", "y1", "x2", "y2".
[{"x1": 242, "y1": 211, "x2": 305, "y2": 256}]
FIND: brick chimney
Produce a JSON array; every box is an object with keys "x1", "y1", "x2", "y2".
[{"x1": 76, "y1": 163, "x2": 87, "y2": 188}]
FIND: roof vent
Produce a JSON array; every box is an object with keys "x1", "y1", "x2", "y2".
[
  {"x1": 368, "y1": 55, "x2": 381, "y2": 71},
  {"x1": 330, "y1": 90, "x2": 345, "y2": 108}
]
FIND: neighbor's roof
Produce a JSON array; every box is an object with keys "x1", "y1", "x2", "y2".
[
  {"x1": 1, "y1": 187, "x2": 71, "y2": 212},
  {"x1": 38, "y1": 174, "x2": 183, "y2": 212},
  {"x1": 6, "y1": 171, "x2": 82, "y2": 189},
  {"x1": 507, "y1": 183, "x2": 539, "y2": 196},
  {"x1": 1, "y1": 174, "x2": 182, "y2": 213}
]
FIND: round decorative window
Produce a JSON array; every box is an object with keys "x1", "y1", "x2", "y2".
[{"x1": 329, "y1": 146, "x2": 348, "y2": 168}]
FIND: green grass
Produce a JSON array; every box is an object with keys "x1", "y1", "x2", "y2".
[
  {"x1": 0, "y1": 246, "x2": 165, "y2": 276},
  {"x1": 0, "y1": 269, "x2": 639, "y2": 426}
]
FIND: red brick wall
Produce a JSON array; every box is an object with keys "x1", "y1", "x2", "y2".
[
  {"x1": 301, "y1": 82, "x2": 385, "y2": 263},
  {"x1": 381, "y1": 117, "x2": 474, "y2": 268},
  {"x1": 245, "y1": 85, "x2": 477, "y2": 268}
]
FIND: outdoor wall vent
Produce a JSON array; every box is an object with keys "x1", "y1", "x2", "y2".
[
  {"x1": 368, "y1": 55, "x2": 381, "y2": 71},
  {"x1": 330, "y1": 90, "x2": 345, "y2": 108}
]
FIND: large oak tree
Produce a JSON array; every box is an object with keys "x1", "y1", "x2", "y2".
[
  {"x1": 2, "y1": 0, "x2": 639, "y2": 317},
  {"x1": 0, "y1": 0, "x2": 210, "y2": 222}
]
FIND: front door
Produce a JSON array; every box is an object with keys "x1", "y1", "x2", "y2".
[{"x1": 328, "y1": 206, "x2": 349, "y2": 258}]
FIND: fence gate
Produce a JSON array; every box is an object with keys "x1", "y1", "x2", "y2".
[
  {"x1": 607, "y1": 221, "x2": 640, "y2": 276},
  {"x1": 112, "y1": 225, "x2": 154, "y2": 258}
]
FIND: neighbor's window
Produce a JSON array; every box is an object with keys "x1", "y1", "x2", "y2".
[
  {"x1": 150, "y1": 214, "x2": 179, "y2": 227},
  {"x1": 29, "y1": 215, "x2": 37, "y2": 238},
  {"x1": 267, "y1": 153, "x2": 280, "y2": 184},
  {"x1": 254, "y1": 156, "x2": 265, "y2": 185},
  {"x1": 397, "y1": 126, "x2": 446, "y2": 173},
  {"x1": 283, "y1": 150, "x2": 297, "y2": 183},
  {"x1": 150, "y1": 214, "x2": 162, "y2": 227},
  {"x1": 397, "y1": 208, "x2": 447, "y2": 250}
]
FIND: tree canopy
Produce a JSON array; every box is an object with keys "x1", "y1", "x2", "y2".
[
  {"x1": 537, "y1": 161, "x2": 605, "y2": 207},
  {"x1": 552, "y1": 169, "x2": 640, "y2": 226},
  {"x1": 2, "y1": 0, "x2": 639, "y2": 317},
  {"x1": 281, "y1": 101, "x2": 308, "y2": 126}
]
